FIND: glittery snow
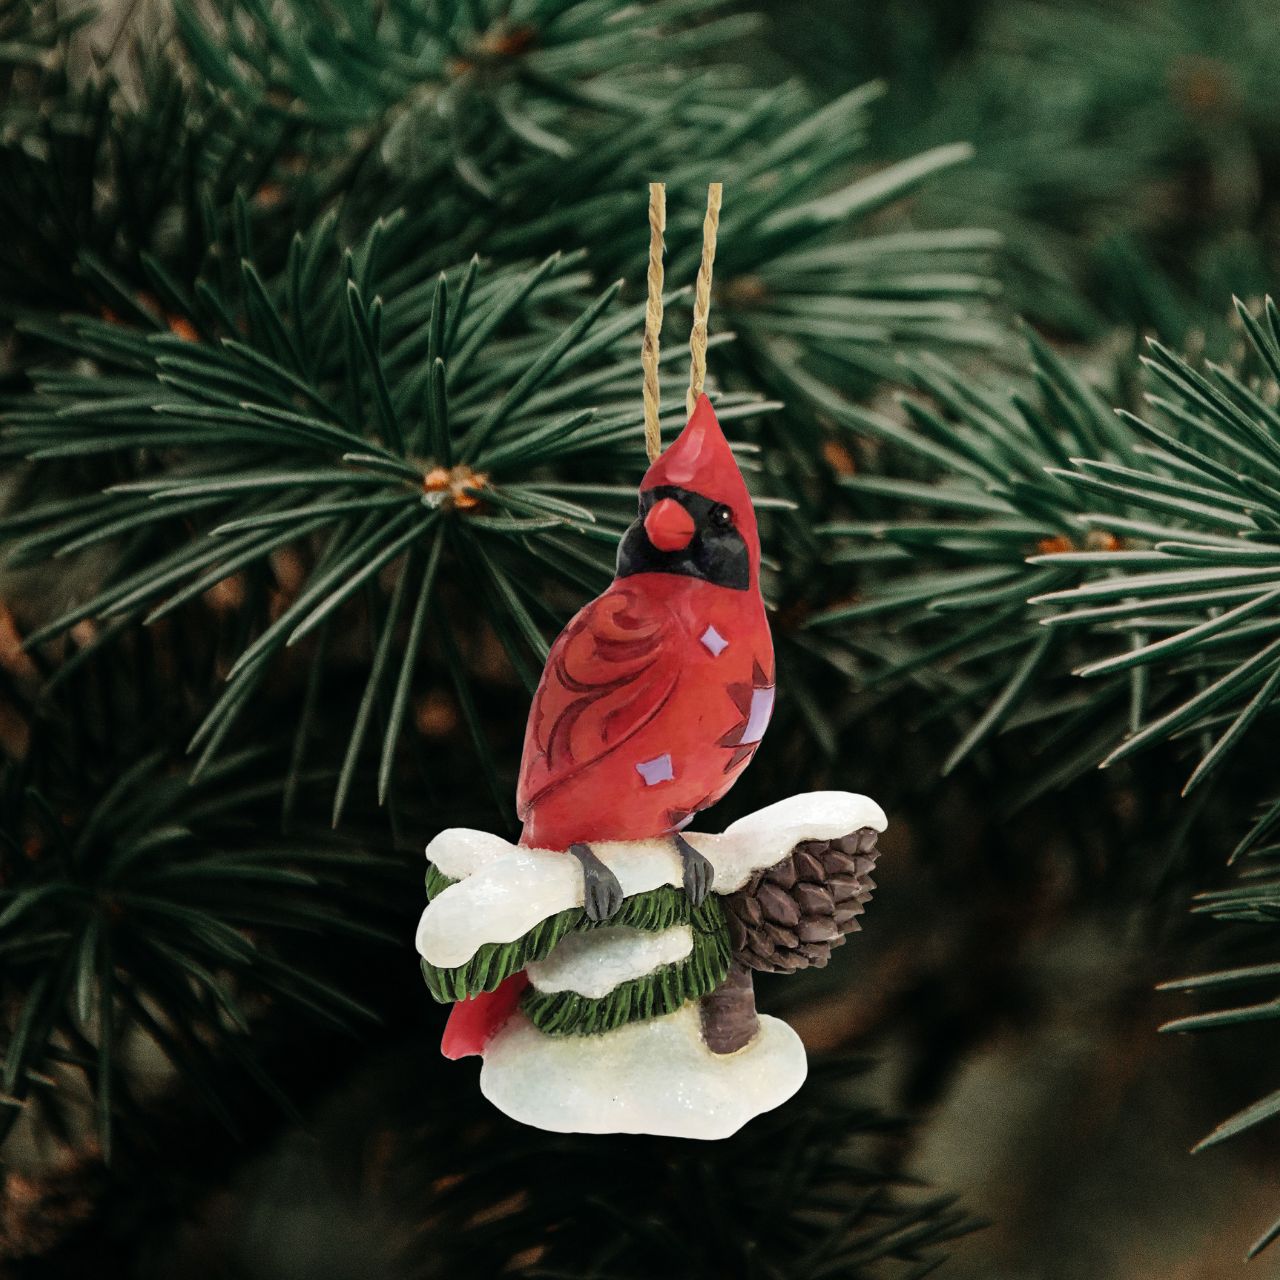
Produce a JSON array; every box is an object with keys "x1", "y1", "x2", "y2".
[
  {"x1": 526, "y1": 925, "x2": 693, "y2": 998},
  {"x1": 479, "y1": 1005, "x2": 807, "y2": 1139},
  {"x1": 416, "y1": 791, "x2": 885, "y2": 970}
]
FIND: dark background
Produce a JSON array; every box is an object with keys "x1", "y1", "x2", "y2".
[{"x1": 3, "y1": 0, "x2": 1280, "y2": 1276}]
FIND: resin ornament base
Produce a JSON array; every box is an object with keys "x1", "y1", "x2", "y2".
[
  {"x1": 417, "y1": 791, "x2": 886, "y2": 1139},
  {"x1": 480, "y1": 1005, "x2": 806, "y2": 1140},
  {"x1": 417, "y1": 791, "x2": 886, "y2": 965}
]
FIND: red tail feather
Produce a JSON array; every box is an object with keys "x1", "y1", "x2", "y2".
[{"x1": 440, "y1": 973, "x2": 529, "y2": 1059}]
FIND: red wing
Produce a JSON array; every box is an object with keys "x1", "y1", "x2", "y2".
[{"x1": 516, "y1": 582, "x2": 680, "y2": 818}]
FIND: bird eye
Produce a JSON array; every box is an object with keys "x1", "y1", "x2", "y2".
[{"x1": 710, "y1": 504, "x2": 733, "y2": 529}]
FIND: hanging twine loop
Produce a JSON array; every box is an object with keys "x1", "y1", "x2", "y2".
[
  {"x1": 641, "y1": 182, "x2": 722, "y2": 462},
  {"x1": 686, "y1": 182, "x2": 722, "y2": 417},
  {"x1": 642, "y1": 183, "x2": 666, "y2": 464}
]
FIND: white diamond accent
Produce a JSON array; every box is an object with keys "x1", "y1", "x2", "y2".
[
  {"x1": 635, "y1": 753, "x2": 674, "y2": 785},
  {"x1": 741, "y1": 686, "x2": 774, "y2": 744},
  {"x1": 700, "y1": 625, "x2": 728, "y2": 656}
]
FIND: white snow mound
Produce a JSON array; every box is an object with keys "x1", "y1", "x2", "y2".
[
  {"x1": 416, "y1": 791, "x2": 885, "y2": 970},
  {"x1": 479, "y1": 1006, "x2": 807, "y2": 1139},
  {"x1": 526, "y1": 925, "x2": 693, "y2": 998}
]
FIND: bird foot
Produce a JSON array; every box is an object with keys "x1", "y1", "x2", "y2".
[
  {"x1": 569, "y1": 843, "x2": 624, "y2": 922},
  {"x1": 674, "y1": 832, "x2": 714, "y2": 908}
]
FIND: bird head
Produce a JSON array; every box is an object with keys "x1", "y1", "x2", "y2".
[{"x1": 616, "y1": 394, "x2": 760, "y2": 592}]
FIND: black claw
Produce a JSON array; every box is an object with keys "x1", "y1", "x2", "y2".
[
  {"x1": 570, "y1": 842, "x2": 624, "y2": 922},
  {"x1": 675, "y1": 833, "x2": 714, "y2": 908}
]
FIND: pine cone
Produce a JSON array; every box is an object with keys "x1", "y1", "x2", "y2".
[{"x1": 723, "y1": 827, "x2": 879, "y2": 974}]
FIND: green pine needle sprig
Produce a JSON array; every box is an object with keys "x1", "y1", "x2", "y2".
[
  {"x1": 420, "y1": 863, "x2": 728, "y2": 1023},
  {"x1": 2, "y1": 214, "x2": 772, "y2": 822},
  {"x1": 809, "y1": 325, "x2": 1149, "y2": 789},
  {"x1": 1035, "y1": 297, "x2": 1280, "y2": 794},
  {"x1": 0, "y1": 647, "x2": 392, "y2": 1161}
]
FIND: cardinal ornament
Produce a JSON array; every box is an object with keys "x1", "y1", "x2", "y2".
[{"x1": 416, "y1": 394, "x2": 886, "y2": 1140}]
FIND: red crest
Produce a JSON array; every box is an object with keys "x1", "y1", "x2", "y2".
[{"x1": 641, "y1": 394, "x2": 760, "y2": 581}]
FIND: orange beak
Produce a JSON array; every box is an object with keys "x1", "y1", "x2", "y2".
[{"x1": 644, "y1": 498, "x2": 695, "y2": 552}]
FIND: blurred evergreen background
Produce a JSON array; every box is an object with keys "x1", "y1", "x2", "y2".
[{"x1": 3, "y1": 0, "x2": 1280, "y2": 1275}]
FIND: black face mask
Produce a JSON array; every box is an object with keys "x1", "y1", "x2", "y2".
[{"x1": 615, "y1": 485, "x2": 750, "y2": 591}]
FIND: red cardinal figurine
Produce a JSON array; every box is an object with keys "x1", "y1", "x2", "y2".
[{"x1": 441, "y1": 395, "x2": 774, "y2": 1058}]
